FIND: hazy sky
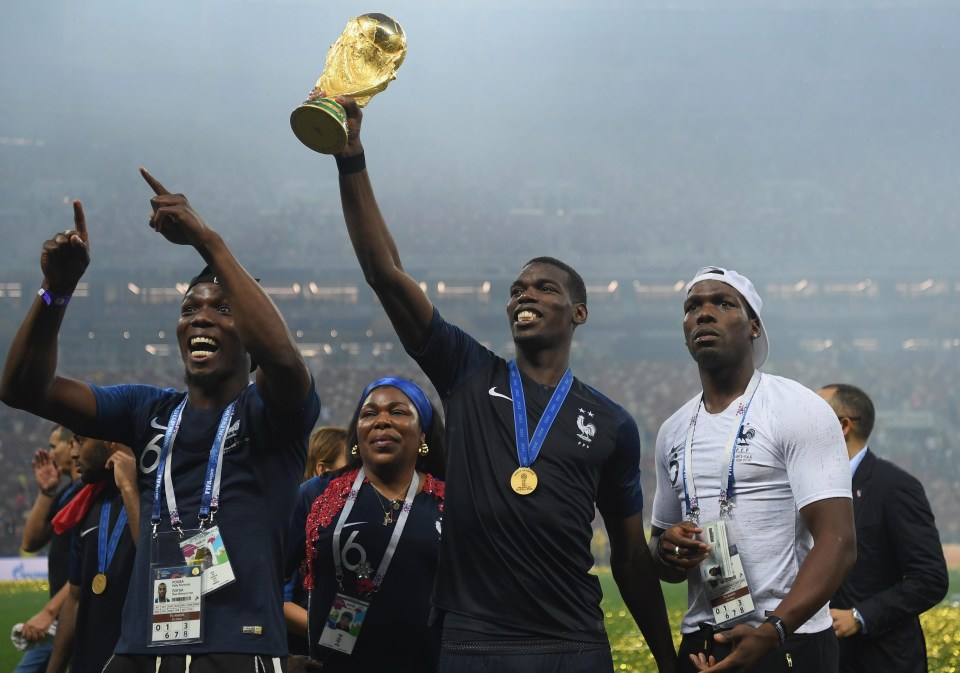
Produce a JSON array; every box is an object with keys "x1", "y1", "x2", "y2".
[{"x1": 1, "y1": 0, "x2": 958, "y2": 279}]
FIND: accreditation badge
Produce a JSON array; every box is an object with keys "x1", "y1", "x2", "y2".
[
  {"x1": 149, "y1": 530, "x2": 205, "y2": 646},
  {"x1": 318, "y1": 593, "x2": 370, "y2": 655},
  {"x1": 149, "y1": 565, "x2": 203, "y2": 645},
  {"x1": 180, "y1": 525, "x2": 235, "y2": 595},
  {"x1": 699, "y1": 519, "x2": 756, "y2": 625}
]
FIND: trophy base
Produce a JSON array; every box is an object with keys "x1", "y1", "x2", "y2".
[{"x1": 290, "y1": 98, "x2": 348, "y2": 154}]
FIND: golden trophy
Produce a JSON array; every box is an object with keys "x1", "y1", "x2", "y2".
[{"x1": 291, "y1": 13, "x2": 406, "y2": 154}]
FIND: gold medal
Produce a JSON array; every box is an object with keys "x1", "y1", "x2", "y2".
[
  {"x1": 92, "y1": 573, "x2": 107, "y2": 595},
  {"x1": 510, "y1": 467, "x2": 538, "y2": 495}
]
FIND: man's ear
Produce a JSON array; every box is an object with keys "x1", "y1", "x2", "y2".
[{"x1": 573, "y1": 303, "x2": 588, "y2": 326}]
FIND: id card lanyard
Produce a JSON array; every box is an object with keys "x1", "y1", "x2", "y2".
[
  {"x1": 682, "y1": 371, "x2": 762, "y2": 523},
  {"x1": 507, "y1": 360, "x2": 573, "y2": 472},
  {"x1": 151, "y1": 394, "x2": 239, "y2": 537},
  {"x1": 331, "y1": 467, "x2": 419, "y2": 592}
]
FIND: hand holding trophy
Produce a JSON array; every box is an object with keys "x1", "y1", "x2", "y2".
[{"x1": 291, "y1": 13, "x2": 406, "y2": 154}]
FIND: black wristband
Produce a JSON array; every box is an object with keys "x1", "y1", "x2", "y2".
[
  {"x1": 335, "y1": 152, "x2": 366, "y2": 175},
  {"x1": 764, "y1": 615, "x2": 788, "y2": 646}
]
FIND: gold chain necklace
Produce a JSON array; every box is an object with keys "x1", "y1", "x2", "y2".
[{"x1": 370, "y1": 480, "x2": 410, "y2": 526}]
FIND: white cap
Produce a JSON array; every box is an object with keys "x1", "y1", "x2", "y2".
[{"x1": 686, "y1": 266, "x2": 769, "y2": 368}]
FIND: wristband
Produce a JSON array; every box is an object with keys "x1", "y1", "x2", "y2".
[
  {"x1": 38, "y1": 288, "x2": 71, "y2": 307},
  {"x1": 763, "y1": 615, "x2": 788, "y2": 646},
  {"x1": 335, "y1": 152, "x2": 366, "y2": 175}
]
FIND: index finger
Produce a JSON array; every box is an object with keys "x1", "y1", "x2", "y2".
[
  {"x1": 72, "y1": 200, "x2": 88, "y2": 244},
  {"x1": 139, "y1": 167, "x2": 170, "y2": 196}
]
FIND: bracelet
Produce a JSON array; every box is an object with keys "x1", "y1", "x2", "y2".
[
  {"x1": 335, "y1": 152, "x2": 366, "y2": 175},
  {"x1": 763, "y1": 615, "x2": 788, "y2": 646},
  {"x1": 37, "y1": 288, "x2": 71, "y2": 307}
]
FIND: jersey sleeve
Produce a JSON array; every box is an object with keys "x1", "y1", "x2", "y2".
[
  {"x1": 596, "y1": 412, "x2": 644, "y2": 519},
  {"x1": 255, "y1": 375, "x2": 321, "y2": 442},
  {"x1": 779, "y1": 390, "x2": 852, "y2": 509},
  {"x1": 651, "y1": 420, "x2": 683, "y2": 530},
  {"x1": 68, "y1": 527, "x2": 82, "y2": 587},
  {"x1": 90, "y1": 383, "x2": 171, "y2": 448},
  {"x1": 405, "y1": 308, "x2": 498, "y2": 399}
]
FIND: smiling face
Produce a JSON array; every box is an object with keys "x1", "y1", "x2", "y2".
[
  {"x1": 506, "y1": 262, "x2": 586, "y2": 351},
  {"x1": 177, "y1": 283, "x2": 249, "y2": 394},
  {"x1": 356, "y1": 386, "x2": 424, "y2": 477},
  {"x1": 683, "y1": 279, "x2": 759, "y2": 370}
]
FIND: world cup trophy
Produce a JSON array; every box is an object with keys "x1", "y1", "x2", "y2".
[{"x1": 291, "y1": 13, "x2": 406, "y2": 154}]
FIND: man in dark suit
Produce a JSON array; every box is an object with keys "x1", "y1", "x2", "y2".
[{"x1": 819, "y1": 383, "x2": 949, "y2": 673}]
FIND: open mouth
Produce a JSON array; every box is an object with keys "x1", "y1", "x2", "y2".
[
  {"x1": 515, "y1": 309, "x2": 540, "y2": 324},
  {"x1": 189, "y1": 336, "x2": 220, "y2": 361}
]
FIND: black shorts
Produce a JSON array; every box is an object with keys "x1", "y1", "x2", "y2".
[
  {"x1": 437, "y1": 642, "x2": 613, "y2": 673},
  {"x1": 102, "y1": 653, "x2": 285, "y2": 673},
  {"x1": 678, "y1": 625, "x2": 838, "y2": 673}
]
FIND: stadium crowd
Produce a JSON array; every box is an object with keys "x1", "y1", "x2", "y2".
[{"x1": 3, "y1": 347, "x2": 958, "y2": 556}]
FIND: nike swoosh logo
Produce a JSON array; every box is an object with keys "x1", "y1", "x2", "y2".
[
  {"x1": 488, "y1": 387, "x2": 513, "y2": 402},
  {"x1": 80, "y1": 526, "x2": 99, "y2": 537}
]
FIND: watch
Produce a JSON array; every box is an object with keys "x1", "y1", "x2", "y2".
[
  {"x1": 851, "y1": 607, "x2": 866, "y2": 633},
  {"x1": 763, "y1": 614, "x2": 788, "y2": 646}
]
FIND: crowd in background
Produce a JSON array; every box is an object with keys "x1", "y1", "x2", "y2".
[{"x1": 3, "y1": 347, "x2": 958, "y2": 556}]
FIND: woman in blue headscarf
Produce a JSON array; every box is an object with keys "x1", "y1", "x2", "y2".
[{"x1": 298, "y1": 378, "x2": 445, "y2": 672}]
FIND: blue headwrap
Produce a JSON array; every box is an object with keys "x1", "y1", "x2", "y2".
[{"x1": 355, "y1": 377, "x2": 433, "y2": 435}]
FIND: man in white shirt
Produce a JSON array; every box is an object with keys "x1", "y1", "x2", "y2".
[{"x1": 649, "y1": 266, "x2": 856, "y2": 672}]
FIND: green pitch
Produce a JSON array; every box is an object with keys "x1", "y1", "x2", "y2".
[{"x1": 3, "y1": 572, "x2": 958, "y2": 672}]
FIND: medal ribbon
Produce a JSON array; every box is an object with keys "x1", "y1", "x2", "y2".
[
  {"x1": 681, "y1": 371, "x2": 762, "y2": 521},
  {"x1": 151, "y1": 393, "x2": 240, "y2": 533},
  {"x1": 507, "y1": 360, "x2": 573, "y2": 470},
  {"x1": 98, "y1": 499, "x2": 129, "y2": 575},
  {"x1": 331, "y1": 468, "x2": 419, "y2": 591}
]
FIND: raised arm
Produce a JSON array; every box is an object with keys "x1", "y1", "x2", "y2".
[
  {"x1": 140, "y1": 169, "x2": 312, "y2": 410},
  {"x1": 106, "y1": 444, "x2": 140, "y2": 543},
  {"x1": 1, "y1": 201, "x2": 99, "y2": 435},
  {"x1": 21, "y1": 449, "x2": 64, "y2": 551},
  {"x1": 329, "y1": 95, "x2": 434, "y2": 351},
  {"x1": 607, "y1": 513, "x2": 678, "y2": 673}
]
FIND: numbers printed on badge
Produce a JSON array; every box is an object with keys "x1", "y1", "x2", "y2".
[
  {"x1": 153, "y1": 620, "x2": 198, "y2": 641},
  {"x1": 715, "y1": 598, "x2": 749, "y2": 621}
]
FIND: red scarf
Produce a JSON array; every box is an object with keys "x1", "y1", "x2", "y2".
[{"x1": 51, "y1": 482, "x2": 107, "y2": 534}]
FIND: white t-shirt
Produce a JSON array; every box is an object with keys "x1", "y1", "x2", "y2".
[{"x1": 652, "y1": 373, "x2": 851, "y2": 635}]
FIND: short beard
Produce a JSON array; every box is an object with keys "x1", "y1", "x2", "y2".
[{"x1": 184, "y1": 368, "x2": 234, "y2": 397}]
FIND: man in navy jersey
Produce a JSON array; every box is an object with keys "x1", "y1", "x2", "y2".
[
  {"x1": 320, "y1": 96, "x2": 676, "y2": 673},
  {"x1": 1, "y1": 169, "x2": 319, "y2": 673},
  {"x1": 45, "y1": 436, "x2": 139, "y2": 673}
]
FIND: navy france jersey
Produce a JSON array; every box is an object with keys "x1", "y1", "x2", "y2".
[
  {"x1": 88, "y1": 381, "x2": 320, "y2": 656},
  {"x1": 409, "y1": 309, "x2": 643, "y2": 642},
  {"x1": 69, "y1": 486, "x2": 135, "y2": 673}
]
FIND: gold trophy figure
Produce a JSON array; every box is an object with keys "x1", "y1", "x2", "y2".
[{"x1": 291, "y1": 13, "x2": 406, "y2": 154}]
